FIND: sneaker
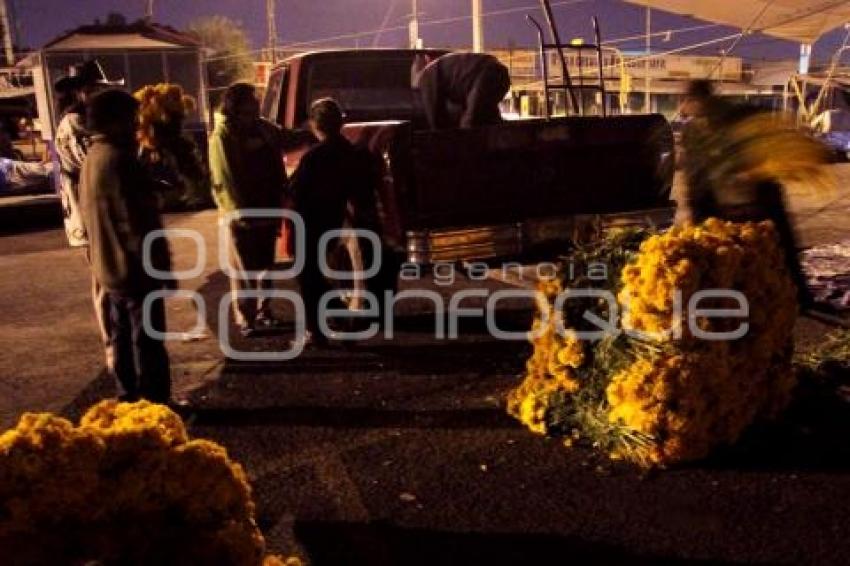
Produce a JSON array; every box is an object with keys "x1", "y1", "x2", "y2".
[
  {"x1": 255, "y1": 314, "x2": 285, "y2": 329},
  {"x1": 166, "y1": 398, "x2": 193, "y2": 416},
  {"x1": 289, "y1": 330, "x2": 329, "y2": 351},
  {"x1": 239, "y1": 324, "x2": 256, "y2": 338}
]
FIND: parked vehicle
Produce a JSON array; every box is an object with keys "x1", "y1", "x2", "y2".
[
  {"x1": 263, "y1": 48, "x2": 673, "y2": 277},
  {"x1": 0, "y1": 158, "x2": 54, "y2": 195}
]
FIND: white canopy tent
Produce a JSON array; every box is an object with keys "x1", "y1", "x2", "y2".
[{"x1": 623, "y1": 0, "x2": 850, "y2": 45}]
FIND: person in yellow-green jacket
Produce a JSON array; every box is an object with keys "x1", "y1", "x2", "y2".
[{"x1": 208, "y1": 82, "x2": 291, "y2": 337}]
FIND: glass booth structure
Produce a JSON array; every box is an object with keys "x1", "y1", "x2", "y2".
[{"x1": 24, "y1": 21, "x2": 209, "y2": 141}]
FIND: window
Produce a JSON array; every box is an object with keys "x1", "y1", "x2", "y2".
[
  {"x1": 128, "y1": 52, "x2": 165, "y2": 94},
  {"x1": 261, "y1": 67, "x2": 287, "y2": 125},
  {"x1": 305, "y1": 55, "x2": 421, "y2": 123}
]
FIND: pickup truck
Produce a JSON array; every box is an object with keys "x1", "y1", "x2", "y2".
[{"x1": 261, "y1": 48, "x2": 674, "y2": 273}]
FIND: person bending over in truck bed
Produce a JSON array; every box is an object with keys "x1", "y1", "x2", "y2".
[
  {"x1": 413, "y1": 52, "x2": 511, "y2": 130},
  {"x1": 289, "y1": 98, "x2": 378, "y2": 349}
]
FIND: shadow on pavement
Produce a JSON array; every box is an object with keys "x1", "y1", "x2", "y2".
[
  {"x1": 184, "y1": 405, "x2": 516, "y2": 430},
  {"x1": 197, "y1": 269, "x2": 231, "y2": 340},
  {"x1": 0, "y1": 195, "x2": 62, "y2": 236},
  {"x1": 707, "y1": 371, "x2": 850, "y2": 473},
  {"x1": 219, "y1": 340, "x2": 529, "y2": 376},
  {"x1": 196, "y1": 268, "x2": 536, "y2": 342},
  {"x1": 58, "y1": 369, "x2": 115, "y2": 423},
  {"x1": 293, "y1": 520, "x2": 732, "y2": 566}
]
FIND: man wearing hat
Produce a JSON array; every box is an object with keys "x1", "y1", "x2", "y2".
[{"x1": 53, "y1": 59, "x2": 123, "y2": 371}]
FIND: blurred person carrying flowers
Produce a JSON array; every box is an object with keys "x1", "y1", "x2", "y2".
[{"x1": 678, "y1": 79, "x2": 831, "y2": 310}]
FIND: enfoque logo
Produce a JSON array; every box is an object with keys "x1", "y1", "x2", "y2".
[{"x1": 141, "y1": 209, "x2": 751, "y2": 360}]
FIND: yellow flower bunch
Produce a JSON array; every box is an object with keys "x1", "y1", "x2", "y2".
[
  {"x1": 507, "y1": 279, "x2": 584, "y2": 435},
  {"x1": 0, "y1": 401, "x2": 297, "y2": 565},
  {"x1": 607, "y1": 219, "x2": 797, "y2": 465},
  {"x1": 507, "y1": 219, "x2": 798, "y2": 467},
  {"x1": 134, "y1": 83, "x2": 197, "y2": 149},
  {"x1": 619, "y1": 218, "x2": 795, "y2": 343}
]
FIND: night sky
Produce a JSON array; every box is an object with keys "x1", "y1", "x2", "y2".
[{"x1": 13, "y1": 0, "x2": 848, "y2": 63}]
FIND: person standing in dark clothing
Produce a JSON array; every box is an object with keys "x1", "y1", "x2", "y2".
[
  {"x1": 290, "y1": 98, "x2": 378, "y2": 348},
  {"x1": 414, "y1": 52, "x2": 511, "y2": 130},
  {"x1": 79, "y1": 90, "x2": 172, "y2": 403}
]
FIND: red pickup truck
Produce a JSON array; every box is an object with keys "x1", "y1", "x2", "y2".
[{"x1": 262, "y1": 48, "x2": 674, "y2": 268}]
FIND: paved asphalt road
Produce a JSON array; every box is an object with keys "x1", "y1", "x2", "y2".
[{"x1": 1, "y1": 168, "x2": 850, "y2": 564}]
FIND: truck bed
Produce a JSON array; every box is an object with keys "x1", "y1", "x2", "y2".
[
  {"x1": 346, "y1": 114, "x2": 673, "y2": 241},
  {"x1": 407, "y1": 114, "x2": 673, "y2": 230}
]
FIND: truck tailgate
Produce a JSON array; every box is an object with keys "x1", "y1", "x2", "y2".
[{"x1": 407, "y1": 114, "x2": 673, "y2": 230}]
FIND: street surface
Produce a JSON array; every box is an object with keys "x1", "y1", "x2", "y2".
[{"x1": 0, "y1": 167, "x2": 849, "y2": 564}]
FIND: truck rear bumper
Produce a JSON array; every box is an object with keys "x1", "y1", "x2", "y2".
[{"x1": 405, "y1": 206, "x2": 675, "y2": 264}]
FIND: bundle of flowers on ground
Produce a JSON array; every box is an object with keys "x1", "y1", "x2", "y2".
[
  {"x1": 507, "y1": 219, "x2": 798, "y2": 467},
  {"x1": 0, "y1": 401, "x2": 299, "y2": 565}
]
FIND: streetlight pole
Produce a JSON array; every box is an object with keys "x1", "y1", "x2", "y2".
[
  {"x1": 267, "y1": 0, "x2": 278, "y2": 63},
  {"x1": 0, "y1": 0, "x2": 14, "y2": 66},
  {"x1": 644, "y1": 6, "x2": 651, "y2": 113},
  {"x1": 410, "y1": 0, "x2": 420, "y2": 49},
  {"x1": 472, "y1": 0, "x2": 484, "y2": 53}
]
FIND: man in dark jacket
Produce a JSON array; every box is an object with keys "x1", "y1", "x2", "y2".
[
  {"x1": 414, "y1": 52, "x2": 511, "y2": 130},
  {"x1": 289, "y1": 98, "x2": 378, "y2": 347},
  {"x1": 79, "y1": 89, "x2": 172, "y2": 403}
]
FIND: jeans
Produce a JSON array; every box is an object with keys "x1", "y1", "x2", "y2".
[
  {"x1": 228, "y1": 219, "x2": 278, "y2": 327},
  {"x1": 108, "y1": 291, "x2": 171, "y2": 403}
]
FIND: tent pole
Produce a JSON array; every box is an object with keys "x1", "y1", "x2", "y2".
[
  {"x1": 472, "y1": 0, "x2": 484, "y2": 53},
  {"x1": 799, "y1": 43, "x2": 812, "y2": 74}
]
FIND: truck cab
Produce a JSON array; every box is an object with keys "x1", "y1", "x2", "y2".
[{"x1": 262, "y1": 49, "x2": 448, "y2": 132}]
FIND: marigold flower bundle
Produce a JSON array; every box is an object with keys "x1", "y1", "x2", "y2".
[
  {"x1": 0, "y1": 401, "x2": 298, "y2": 565},
  {"x1": 508, "y1": 219, "x2": 798, "y2": 467},
  {"x1": 135, "y1": 83, "x2": 197, "y2": 150},
  {"x1": 134, "y1": 83, "x2": 209, "y2": 208}
]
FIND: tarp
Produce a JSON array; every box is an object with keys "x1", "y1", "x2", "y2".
[
  {"x1": 803, "y1": 240, "x2": 850, "y2": 310},
  {"x1": 624, "y1": 0, "x2": 850, "y2": 44}
]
